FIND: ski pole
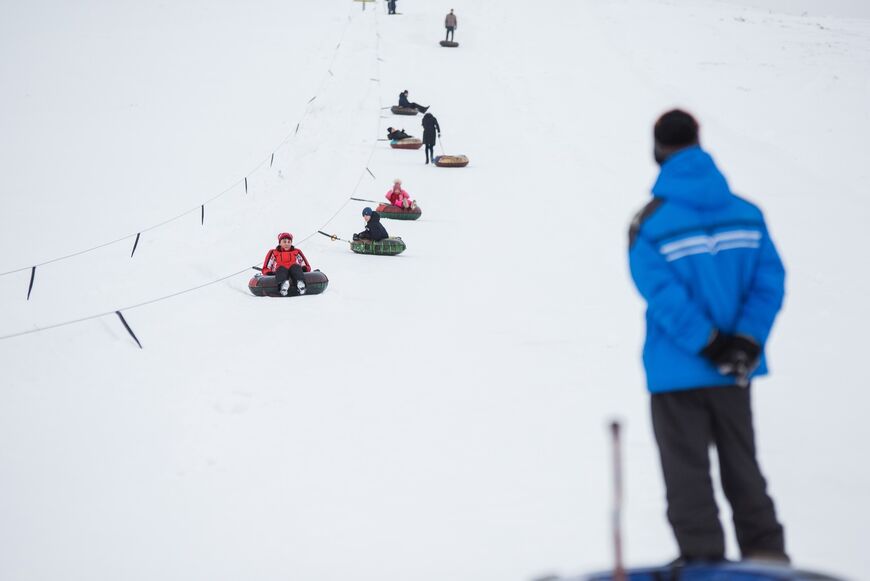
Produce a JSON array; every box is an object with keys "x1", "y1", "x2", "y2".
[
  {"x1": 317, "y1": 230, "x2": 351, "y2": 243},
  {"x1": 610, "y1": 421, "x2": 627, "y2": 581},
  {"x1": 350, "y1": 197, "x2": 380, "y2": 203}
]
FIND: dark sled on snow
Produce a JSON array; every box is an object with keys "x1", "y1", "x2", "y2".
[
  {"x1": 434, "y1": 154, "x2": 469, "y2": 168},
  {"x1": 376, "y1": 203, "x2": 422, "y2": 220},
  {"x1": 390, "y1": 137, "x2": 423, "y2": 149},
  {"x1": 439, "y1": 40, "x2": 459, "y2": 48},
  {"x1": 390, "y1": 106, "x2": 418, "y2": 116},
  {"x1": 573, "y1": 561, "x2": 844, "y2": 581},
  {"x1": 248, "y1": 270, "x2": 329, "y2": 297},
  {"x1": 350, "y1": 237, "x2": 406, "y2": 256}
]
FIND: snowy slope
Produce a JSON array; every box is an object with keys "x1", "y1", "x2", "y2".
[{"x1": 1, "y1": 1, "x2": 869, "y2": 580}]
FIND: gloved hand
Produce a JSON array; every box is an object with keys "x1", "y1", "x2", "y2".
[
  {"x1": 352, "y1": 233, "x2": 360, "y2": 241},
  {"x1": 701, "y1": 331, "x2": 761, "y2": 386},
  {"x1": 438, "y1": 133, "x2": 441, "y2": 138}
]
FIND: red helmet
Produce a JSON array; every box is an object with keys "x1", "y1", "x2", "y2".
[{"x1": 277, "y1": 232, "x2": 293, "y2": 242}]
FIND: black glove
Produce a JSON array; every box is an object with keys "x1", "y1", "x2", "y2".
[
  {"x1": 701, "y1": 331, "x2": 761, "y2": 386},
  {"x1": 352, "y1": 233, "x2": 360, "y2": 241}
]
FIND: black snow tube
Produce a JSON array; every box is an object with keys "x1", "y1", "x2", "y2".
[
  {"x1": 248, "y1": 269, "x2": 329, "y2": 297},
  {"x1": 439, "y1": 41, "x2": 459, "y2": 48}
]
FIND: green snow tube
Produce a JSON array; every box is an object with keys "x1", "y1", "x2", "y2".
[
  {"x1": 376, "y1": 203, "x2": 422, "y2": 220},
  {"x1": 350, "y1": 237, "x2": 406, "y2": 256}
]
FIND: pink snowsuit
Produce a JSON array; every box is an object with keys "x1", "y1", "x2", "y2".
[{"x1": 386, "y1": 187, "x2": 411, "y2": 208}]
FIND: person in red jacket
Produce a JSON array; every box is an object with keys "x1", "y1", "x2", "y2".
[{"x1": 261, "y1": 232, "x2": 311, "y2": 295}]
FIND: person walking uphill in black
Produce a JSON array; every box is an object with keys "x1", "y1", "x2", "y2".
[
  {"x1": 422, "y1": 112, "x2": 441, "y2": 164},
  {"x1": 354, "y1": 207, "x2": 389, "y2": 242},
  {"x1": 445, "y1": 9, "x2": 457, "y2": 41},
  {"x1": 628, "y1": 109, "x2": 788, "y2": 564},
  {"x1": 398, "y1": 90, "x2": 428, "y2": 113}
]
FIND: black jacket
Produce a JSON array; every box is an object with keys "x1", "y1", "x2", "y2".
[
  {"x1": 398, "y1": 93, "x2": 411, "y2": 107},
  {"x1": 358, "y1": 212, "x2": 389, "y2": 241},
  {"x1": 422, "y1": 113, "x2": 440, "y2": 145},
  {"x1": 388, "y1": 128, "x2": 411, "y2": 140}
]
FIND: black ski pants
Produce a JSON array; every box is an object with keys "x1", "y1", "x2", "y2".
[
  {"x1": 388, "y1": 1, "x2": 396, "y2": 14},
  {"x1": 274, "y1": 264, "x2": 304, "y2": 286},
  {"x1": 446, "y1": 27, "x2": 455, "y2": 41},
  {"x1": 424, "y1": 143, "x2": 435, "y2": 163},
  {"x1": 651, "y1": 386, "x2": 786, "y2": 561}
]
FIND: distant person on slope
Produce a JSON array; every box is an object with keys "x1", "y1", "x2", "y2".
[
  {"x1": 261, "y1": 232, "x2": 311, "y2": 296},
  {"x1": 388, "y1": 0, "x2": 397, "y2": 15},
  {"x1": 444, "y1": 9, "x2": 457, "y2": 41},
  {"x1": 387, "y1": 127, "x2": 412, "y2": 140},
  {"x1": 398, "y1": 90, "x2": 428, "y2": 113},
  {"x1": 354, "y1": 207, "x2": 389, "y2": 241},
  {"x1": 386, "y1": 178, "x2": 415, "y2": 209},
  {"x1": 421, "y1": 112, "x2": 441, "y2": 164},
  {"x1": 628, "y1": 109, "x2": 788, "y2": 564}
]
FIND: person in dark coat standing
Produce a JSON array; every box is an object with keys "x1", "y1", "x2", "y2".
[
  {"x1": 421, "y1": 112, "x2": 441, "y2": 164},
  {"x1": 398, "y1": 90, "x2": 428, "y2": 113},
  {"x1": 628, "y1": 109, "x2": 788, "y2": 564},
  {"x1": 354, "y1": 207, "x2": 389, "y2": 241},
  {"x1": 387, "y1": 0, "x2": 396, "y2": 15},
  {"x1": 445, "y1": 9, "x2": 457, "y2": 41}
]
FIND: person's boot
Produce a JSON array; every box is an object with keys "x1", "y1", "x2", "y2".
[
  {"x1": 280, "y1": 280, "x2": 291, "y2": 296},
  {"x1": 296, "y1": 279, "x2": 307, "y2": 295}
]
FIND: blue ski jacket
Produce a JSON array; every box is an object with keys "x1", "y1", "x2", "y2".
[{"x1": 628, "y1": 146, "x2": 786, "y2": 393}]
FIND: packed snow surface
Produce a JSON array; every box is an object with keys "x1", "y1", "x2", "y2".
[{"x1": 1, "y1": 0, "x2": 869, "y2": 579}]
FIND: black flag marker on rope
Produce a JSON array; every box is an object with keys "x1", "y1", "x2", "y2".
[
  {"x1": 115, "y1": 311, "x2": 143, "y2": 349},
  {"x1": 245, "y1": 177, "x2": 248, "y2": 194},
  {"x1": 270, "y1": 153, "x2": 274, "y2": 168},
  {"x1": 295, "y1": 123, "x2": 300, "y2": 134},
  {"x1": 366, "y1": 168, "x2": 376, "y2": 179},
  {"x1": 26, "y1": 266, "x2": 36, "y2": 300},
  {"x1": 131, "y1": 233, "x2": 141, "y2": 258},
  {"x1": 308, "y1": 96, "x2": 316, "y2": 104},
  {"x1": 201, "y1": 205, "x2": 205, "y2": 225},
  {"x1": 328, "y1": 70, "x2": 334, "y2": 77}
]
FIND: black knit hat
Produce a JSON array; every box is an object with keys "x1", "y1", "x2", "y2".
[{"x1": 654, "y1": 109, "x2": 699, "y2": 147}]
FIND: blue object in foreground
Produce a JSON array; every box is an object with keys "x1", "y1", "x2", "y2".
[{"x1": 573, "y1": 561, "x2": 843, "y2": 581}]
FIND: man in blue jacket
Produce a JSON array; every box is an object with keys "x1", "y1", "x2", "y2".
[{"x1": 628, "y1": 110, "x2": 788, "y2": 563}]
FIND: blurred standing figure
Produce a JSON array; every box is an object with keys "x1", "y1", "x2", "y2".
[
  {"x1": 388, "y1": 0, "x2": 396, "y2": 15},
  {"x1": 421, "y1": 112, "x2": 441, "y2": 165},
  {"x1": 628, "y1": 109, "x2": 788, "y2": 564},
  {"x1": 445, "y1": 9, "x2": 457, "y2": 41}
]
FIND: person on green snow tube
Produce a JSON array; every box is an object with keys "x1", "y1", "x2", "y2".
[{"x1": 354, "y1": 207, "x2": 389, "y2": 242}]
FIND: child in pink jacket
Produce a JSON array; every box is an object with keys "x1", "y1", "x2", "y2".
[{"x1": 385, "y1": 178, "x2": 416, "y2": 209}]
